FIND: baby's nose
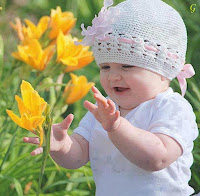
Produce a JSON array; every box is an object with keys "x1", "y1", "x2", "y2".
[{"x1": 108, "y1": 72, "x2": 122, "y2": 81}]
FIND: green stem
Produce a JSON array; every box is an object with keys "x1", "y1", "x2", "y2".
[{"x1": 36, "y1": 110, "x2": 52, "y2": 196}]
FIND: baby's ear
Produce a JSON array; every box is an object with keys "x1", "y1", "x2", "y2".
[
  {"x1": 161, "y1": 76, "x2": 171, "y2": 87},
  {"x1": 161, "y1": 76, "x2": 168, "y2": 81}
]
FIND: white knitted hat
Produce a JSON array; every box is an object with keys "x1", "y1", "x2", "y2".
[{"x1": 75, "y1": 0, "x2": 195, "y2": 96}]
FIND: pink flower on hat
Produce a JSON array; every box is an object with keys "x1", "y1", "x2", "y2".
[{"x1": 75, "y1": 0, "x2": 120, "y2": 46}]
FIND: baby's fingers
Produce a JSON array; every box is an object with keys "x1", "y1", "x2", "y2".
[
  {"x1": 60, "y1": 114, "x2": 74, "y2": 129},
  {"x1": 92, "y1": 86, "x2": 102, "y2": 96},
  {"x1": 24, "y1": 137, "x2": 43, "y2": 155},
  {"x1": 24, "y1": 137, "x2": 40, "y2": 145},
  {"x1": 84, "y1": 100, "x2": 98, "y2": 114},
  {"x1": 114, "y1": 110, "x2": 120, "y2": 120},
  {"x1": 94, "y1": 93, "x2": 108, "y2": 108},
  {"x1": 107, "y1": 99, "x2": 116, "y2": 114},
  {"x1": 30, "y1": 147, "x2": 43, "y2": 156}
]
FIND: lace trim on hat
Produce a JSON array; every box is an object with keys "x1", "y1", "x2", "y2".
[{"x1": 94, "y1": 33, "x2": 185, "y2": 70}]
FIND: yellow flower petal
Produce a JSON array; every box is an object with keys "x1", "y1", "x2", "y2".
[
  {"x1": 56, "y1": 33, "x2": 94, "y2": 71},
  {"x1": 6, "y1": 109, "x2": 24, "y2": 128},
  {"x1": 11, "y1": 51, "x2": 23, "y2": 61},
  {"x1": 64, "y1": 73, "x2": 94, "y2": 104},
  {"x1": 60, "y1": 57, "x2": 78, "y2": 66},
  {"x1": 21, "y1": 113, "x2": 34, "y2": 131},
  {"x1": 49, "y1": 6, "x2": 76, "y2": 39},
  {"x1": 12, "y1": 39, "x2": 53, "y2": 71},
  {"x1": 26, "y1": 39, "x2": 43, "y2": 61},
  {"x1": 65, "y1": 56, "x2": 94, "y2": 72},
  {"x1": 31, "y1": 91, "x2": 47, "y2": 116},
  {"x1": 6, "y1": 80, "x2": 47, "y2": 140},
  {"x1": 10, "y1": 18, "x2": 24, "y2": 41},
  {"x1": 37, "y1": 16, "x2": 50, "y2": 36},
  {"x1": 22, "y1": 17, "x2": 50, "y2": 40},
  {"x1": 17, "y1": 44, "x2": 29, "y2": 62},
  {"x1": 38, "y1": 102, "x2": 47, "y2": 116},
  {"x1": 15, "y1": 95, "x2": 30, "y2": 117},
  {"x1": 24, "y1": 19, "x2": 37, "y2": 35},
  {"x1": 57, "y1": 30, "x2": 66, "y2": 60},
  {"x1": 21, "y1": 80, "x2": 34, "y2": 109},
  {"x1": 21, "y1": 114, "x2": 45, "y2": 132},
  {"x1": 31, "y1": 116, "x2": 45, "y2": 129},
  {"x1": 38, "y1": 126, "x2": 44, "y2": 147},
  {"x1": 27, "y1": 56, "x2": 43, "y2": 70},
  {"x1": 82, "y1": 82, "x2": 95, "y2": 98}
]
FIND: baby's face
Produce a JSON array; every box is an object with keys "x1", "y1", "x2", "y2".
[{"x1": 99, "y1": 63, "x2": 170, "y2": 111}]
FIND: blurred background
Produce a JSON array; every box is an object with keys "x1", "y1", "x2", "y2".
[{"x1": 0, "y1": 0, "x2": 200, "y2": 195}]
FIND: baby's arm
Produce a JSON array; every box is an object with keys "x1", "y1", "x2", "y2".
[
  {"x1": 107, "y1": 118, "x2": 182, "y2": 171},
  {"x1": 84, "y1": 86, "x2": 182, "y2": 172},
  {"x1": 50, "y1": 133, "x2": 89, "y2": 169},
  {"x1": 24, "y1": 114, "x2": 89, "y2": 170}
]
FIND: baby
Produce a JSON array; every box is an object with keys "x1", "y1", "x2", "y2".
[{"x1": 24, "y1": 0, "x2": 199, "y2": 195}]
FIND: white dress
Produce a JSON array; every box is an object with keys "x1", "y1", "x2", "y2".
[{"x1": 73, "y1": 87, "x2": 199, "y2": 196}]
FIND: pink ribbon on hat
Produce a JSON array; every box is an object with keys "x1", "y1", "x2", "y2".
[{"x1": 176, "y1": 64, "x2": 195, "y2": 97}]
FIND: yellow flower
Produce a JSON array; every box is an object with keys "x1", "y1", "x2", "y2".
[
  {"x1": 23, "y1": 16, "x2": 50, "y2": 40},
  {"x1": 64, "y1": 73, "x2": 94, "y2": 104},
  {"x1": 12, "y1": 38, "x2": 55, "y2": 71},
  {"x1": 56, "y1": 31, "x2": 94, "y2": 72},
  {"x1": 10, "y1": 18, "x2": 24, "y2": 41},
  {"x1": 49, "y1": 6, "x2": 76, "y2": 40},
  {"x1": 10, "y1": 17, "x2": 50, "y2": 42},
  {"x1": 6, "y1": 80, "x2": 47, "y2": 146}
]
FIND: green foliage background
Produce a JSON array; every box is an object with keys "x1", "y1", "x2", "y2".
[{"x1": 0, "y1": 0, "x2": 200, "y2": 195}]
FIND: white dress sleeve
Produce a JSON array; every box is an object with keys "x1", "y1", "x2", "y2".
[
  {"x1": 73, "y1": 110, "x2": 96, "y2": 142},
  {"x1": 147, "y1": 96, "x2": 199, "y2": 153}
]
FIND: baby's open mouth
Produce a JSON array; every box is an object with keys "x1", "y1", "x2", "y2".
[{"x1": 114, "y1": 87, "x2": 130, "y2": 92}]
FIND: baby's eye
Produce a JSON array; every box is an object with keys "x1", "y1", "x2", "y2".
[
  {"x1": 100, "y1": 66, "x2": 110, "y2": 70},
  {"x1": 122, "y1": 65, "x2": 134, "y2": 69}
]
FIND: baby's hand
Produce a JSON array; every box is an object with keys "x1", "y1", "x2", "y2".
[
  {"x1": 84, "y1": 86, "x2": 121, "y2": 132},
  {"x1": 23, "y1": 114, "x2": 74, "y2": 155}
]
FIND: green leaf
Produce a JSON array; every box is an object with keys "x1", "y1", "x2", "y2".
[
  {"x1": 1, "y1": 152, "x2": 30, "y2": 175},
  {"x1": 0, "y1": 131, "x2": 17, "y2": 173},
  {"x1": 42, "y1": 177, "x2": 94, "y2": 192},
  {"x1": 0, "y1": 175, "x2": 23, "y2": 196},
  {"x1": 190, "y1": 80, "x2": 200, "y2": 102}
]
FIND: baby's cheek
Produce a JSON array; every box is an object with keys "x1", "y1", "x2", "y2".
[{"x1": 100, "y1": 75, "x2": 107, "y2": 88}]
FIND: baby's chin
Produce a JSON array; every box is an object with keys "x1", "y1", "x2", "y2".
[
  {"x1": 115, "y1": 100, "x2": 140, "y2": 111},
  {"x1": 119, "y1": 104, "x2": 139, "y2": 110},
  {"x1": 116, "y1": 103, "x2": 139, "y2": 117}
]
